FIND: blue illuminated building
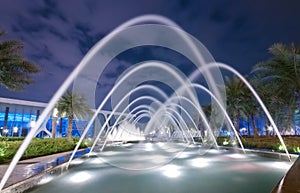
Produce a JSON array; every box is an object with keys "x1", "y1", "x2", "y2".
[
  {"x1": 0, "y1": 97, "x2": 96, "y2": 138},
  {"x1": 3, "y1": 97, "x2": 297, "y2": 138}
]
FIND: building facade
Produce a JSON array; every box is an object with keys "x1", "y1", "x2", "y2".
[{"x1": 0, "y1": 97, "x2": 95, "y2": 138}]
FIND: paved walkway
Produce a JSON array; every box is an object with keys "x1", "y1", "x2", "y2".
[{"x1": 0, "y1": 150, "x2": 87, "y2": 189}]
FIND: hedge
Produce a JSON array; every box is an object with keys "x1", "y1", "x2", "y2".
[
  {"x1": 1, "y1": 136, "x2": 299, "y2": 164},
  {"x1": 218, "y1": 136, "x2": 300, "y2": 153},
  {"x1": 0, "y1": 137, "x2": 92, "y2": 164}
]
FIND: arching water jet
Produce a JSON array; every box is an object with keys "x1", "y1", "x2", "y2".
[
  {"x1": 70, "y1": 60, "x2": 201, "y2": 168},
  {"x1": 190, "y1": 62, "x2": 291, "y2": 161}
]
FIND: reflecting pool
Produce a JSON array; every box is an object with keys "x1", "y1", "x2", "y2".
[{"x1": 26, "y1": 143, "x2": 293, "y2": 193}]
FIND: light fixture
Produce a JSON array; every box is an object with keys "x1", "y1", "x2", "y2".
[
  {"x1": 52, "y1": 108, "x2": 58, "y2": 117},
  {"x1": 13, "y1": 127, "x2": 18, "y2": 133},
  {"x1": 271, "y1": 162, "x2": 292, "y2": 170},
  {"x1": 145, "y1": 143, "x2": 153, "y2": 151},
  {"x1": 162, "y1": 164, "x2": 181, "y2": 178},
  {"x1": 190, "y1": 158, "x2": 209, "y2": 168},
  {"x1": 69, "y1": 171, "x2": 91, "y2": 183},
  {"x1": 30, "y1": 120, "x2": 36, "y2": 128}
]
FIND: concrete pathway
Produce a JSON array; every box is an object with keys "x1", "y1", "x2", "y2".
[{"x1": 0, "y1": 150, "x2": 87, "y2": 189}]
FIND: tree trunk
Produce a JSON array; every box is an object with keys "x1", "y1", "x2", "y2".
[
  {"x1": 247, "y1": 118, "x2": 251, "y2": 137},
  {"x1": 287, "y1": 108, "x2": 294, "y2": 135},
  {"x1": 251, "y1": 113, "x2": 259, "y2": 138},
  {"x1": 51, "y1": 116, "x2": 57, "y2": 138},
  {"x1": 266, "y1": 126, "x2": 270, "y2": 138},
  {"x1": 68, "y1": 115, "x2": 73, "y2": 141},
  {"x1": 266, "y1": 118, "x2": 275, "y2": 137},
  {"x1": 59, "y1": 118, "x2": 63, "y2": 136},
  {"x1": 233, "y1": 114, "x2": 240, "y2": 135}
]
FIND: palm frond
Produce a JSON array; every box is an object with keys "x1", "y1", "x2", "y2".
[{"x1": 0, "y1": 32, "x2": 39, "y2": 91}]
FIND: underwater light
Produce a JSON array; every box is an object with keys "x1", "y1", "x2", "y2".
[
  {"x1": 177, "y1": 152, "x2": 191, "y2": 159},
  {"x1": 271, "y1": 162, "x2": 292, "y2": 170},
  {"x1": 145, "y1": 143, "x2": 153, "y2": 151},
  {"x1": 228, "y1": 153, "x2": 247, "y2": 159},
  {"x1": 157, "y1": 142, "x2": 164, "y2": 147},
  {"x1": 162, "y1": 164, "x2": 181, "y2": 178},
  {"x1": 190, "y1": 158, "x2": 210, "y2": 168},
  {"x1": 69, "y1": 171, "x2": 92, "y2": 183},
  {"x1": 208, "y1": 149, "x2": 220, "y2": 154},
  {"x1": 90, "y1": 158, "x2": 104, "y2": 164}
]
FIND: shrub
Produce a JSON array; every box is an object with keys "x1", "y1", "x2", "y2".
[
  {"x1": 0, "y1": 140, "x2": 22, "y2": 163},
  {"x1": 218, "y1": 136, "x2": 300, "y2": 154},
  {"x1": 0, "y1": 137, "x2": 24, "y2": 142},
  {"x1": 0, "y1": 137, "x2": 91, "y2": 164}
]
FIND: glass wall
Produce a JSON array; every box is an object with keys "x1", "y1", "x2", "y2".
[
  {"x1": 0, "y1": 103, "x2": 40, "y2": 137},
  {"x1": 0, "y1": 102, "x2": 95, "y2": 138}
]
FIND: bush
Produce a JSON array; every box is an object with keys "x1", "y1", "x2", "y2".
[
  {"x1": 0, "y1": 140, "x2": 22, "y2": 163},
  {"x1": 0, "y1": 137, "x2": 24, "y2": 142},
  {"x1": 218, "y1": 136, "x2": 300, "y2": 153},
  {"x1": 0, "y1": 137, "x2": 91, "y2": 164}
]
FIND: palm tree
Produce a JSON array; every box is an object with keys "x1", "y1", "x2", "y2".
[
  {"x1": 240, "y1": 90, "x2": 260, "y2": 137},
  {"x1": 225, "y1": 75, "x2": 259, "y2": 136},
  {"x1": 0, "y1": 31, "x2": 39, "y2": 90},
  {"x1": 201, "y1": 103, "x2": 224, "y2": 136},
  {"x1": 56, "y1": 91, "x2": 92, "y2": 140},
  {"x1": 252, "y1": 43, "x2": 300, "y2": 133},
  {"x1": 251, "y1": 74, "x2": 286, "y2": 137}
]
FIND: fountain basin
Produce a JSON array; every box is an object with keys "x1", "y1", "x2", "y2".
[{"x1": 4, "y1": 143, "x2": 296, "y2": 193}]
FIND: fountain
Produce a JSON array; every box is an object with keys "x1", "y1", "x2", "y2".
[
  {"x1": 0, "y1": 14, "x2": 296, "y2": 193},
  {"x1": 105, "y1": 122, "x2": 145, "y2": 142}
]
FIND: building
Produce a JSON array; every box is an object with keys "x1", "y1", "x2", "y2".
[{"x1": 0, "y1": 97, "x2": 94, "y2": 138}]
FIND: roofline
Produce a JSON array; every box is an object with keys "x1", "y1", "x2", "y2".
[
  {"x1": 0, "y1": 97, "x2": 129, "y2": 115},
  {"x1": 0, "y1": 97, "x2": 48, "y2": 108}
]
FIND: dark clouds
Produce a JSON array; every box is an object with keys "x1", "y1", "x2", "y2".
[{"x1": 0, "y1": 0, "x2": 299, "y2": 102}]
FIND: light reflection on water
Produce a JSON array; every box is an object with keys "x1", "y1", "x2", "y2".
[{"x1": 27, "y1": 143, "x2": 294, "y2": 193}]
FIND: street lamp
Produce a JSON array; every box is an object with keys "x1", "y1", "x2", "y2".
[
  {"x1": 3, "y1": 129, "x2": 8, "y2": 136},
  {"x1": 52, "y1": 108, "x2": 58, "y2": 117},
  {"x1": 30, "y1": 120, "x2": 36, "y2": 128},
  {"x1": 52, "y1": 108, "x2": 59, "y2": 138},
  {"x1": 13, "y1": 127, "x2": 18, "y2": 133},
  {"x1": 13, "y1": 127, "x2": 18, "y2": 137}
]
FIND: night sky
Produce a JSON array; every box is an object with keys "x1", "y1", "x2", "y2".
[{"x1": 0, "y1": 0, "x2": 299, "y2": 103}]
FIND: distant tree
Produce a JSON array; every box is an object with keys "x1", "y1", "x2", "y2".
[
  {"x1": 252, "y1": 43, "x2": 300, "y2": 133},
  {"x1": 0, "y1": 31, "x2": 39, "y2": 90},
  {"x1": 240, "y1": 87, "x2": 260, "y2": 137},
  {"x1": 250, "y1": 74, "x2": 286, "y2": 137},
  {"x1": 56, "y1": 91, "x2": 92, "y2": 140},
  {"x1": 201, "y1": 104, "x2": 223, "y2": 136},
  {"x1": 225, "y1": 75, "x2": 259, "y2": 136}
]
